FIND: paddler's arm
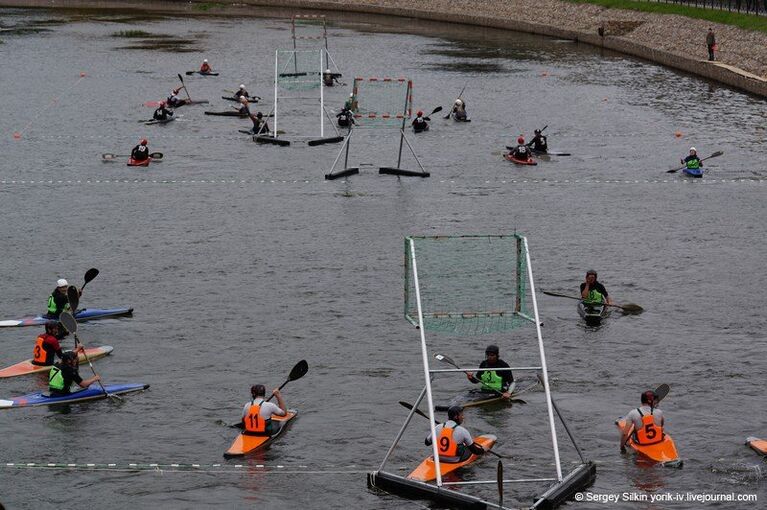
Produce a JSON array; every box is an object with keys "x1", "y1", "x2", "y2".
[
  {"x1": 581, "y1": 282, "x2": 590, "y2": 299},
  {"x1": 271, "y1": 388, "x2": 287, "y2": 414},
  {"x1": 619, "y1": 422, "x2": 634, "y2": 453},
  {"x1": 466, "y1": 371, "x2": 479, "y2": 384},
  {"x1": 468, "y1": 442, "x2": 486, "y2": 455}
]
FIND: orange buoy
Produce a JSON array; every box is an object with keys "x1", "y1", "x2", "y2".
[
  {"x1": 674, "y1": 131, "x2": 683, "y2": 138},
  {"x1": 13, "y1": 132, "x2": 21, "y2": 139},
  {"x1": 80, "y1": 72, "x2": 87, "y2": 77}
]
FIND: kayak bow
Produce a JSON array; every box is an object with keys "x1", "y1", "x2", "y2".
[
  {"x1": 0, "y1": 307, "x2": 133, "y2": 328},
  {"x1": 504, "y1": 153, "x2": 537, "y2": 166},
  {"x1": 578, "y1": 301, "x2": 610, "y2": 326},
  {"x1": 0, "y1": 346, "x2": 113, "y2": 378},
  {"x1": 224, "y1": 410, "x2": 297, "y2": 458},
  {"x1": 746, "y1": 436, "x2": 767, "y2": 456}
]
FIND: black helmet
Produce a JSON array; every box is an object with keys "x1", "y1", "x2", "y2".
[
  {"x1": 586, "y1": 269, "x2": 598, "y2": 278},
  {"x1": 485, "y1": 345, "x2": 499, "y2": 355},
  {"x1": 61, "y1": 351, "x2": 77, "y2": 362},
  {"x1": 641, "y1": 390, "x2": 656, "y2": 405},
  {"x1": 250, "y1": 384, "x2": 266, "y2": 397},
  {"x1": 447, "y1": 405, "x2": 463, "y2": 421},
  {"x1": 534, "y1": 129, "x2": 541, "y2": 135},
  {"x1": 256, "y1": 112, "x2": 263, "y2": 119},
  {"x1": 44, "y1": 321, "x2": 60, "y2": 334}
]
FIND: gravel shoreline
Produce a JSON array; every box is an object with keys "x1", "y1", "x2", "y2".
[{"x1": 2, "y1": 0, "x2": 766, "y2": 95}]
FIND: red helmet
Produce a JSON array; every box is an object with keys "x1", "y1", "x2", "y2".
[
  {"x1": 417, "y1": 110, "x2": 423, "y2": 116},
  {"x1": 517, "y1": 136, "x2": 525, "y2": 144},
  {"x1": 140, "y1": 139, "x2": 148, "y2": 145}
]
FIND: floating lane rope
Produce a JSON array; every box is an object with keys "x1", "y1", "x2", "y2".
[{"x1": 0, "y1": 461, "x2": 373, "y2": 474}]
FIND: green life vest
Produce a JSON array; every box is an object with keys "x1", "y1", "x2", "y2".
[
  {"x1": 585, "y1": 289, "x2": 605, "y2": 304},
  {"x1": 480, "y1": 370, "x2": 503, "y2": 392},
  {"x1": 49, "y1": 366, "x2": 65, "y2": 391},
  {"x1": 47, "y1": 293, "x2": 70, "y2": 315},
  {"x1": 686, "y1": 158, "x2": 700, "y2": 169}
]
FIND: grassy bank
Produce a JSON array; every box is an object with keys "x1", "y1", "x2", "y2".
[{"x1": 566, "y1": 0, "x2": 767, "y2": 33}]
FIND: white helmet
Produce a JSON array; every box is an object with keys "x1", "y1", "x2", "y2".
[
  {"x1": 454, "y1": 99, "x2": 463, "y2": 106},
  {"x1": 689, "y1": 147, "x2": 696, "y2": 152},
  {"x1": 57, "y1": 278, "x2": 68, "y2": 287},
  {"x1": 349, "y1": 93, "x2": 354, "y2": 97},
  {"x1": 203, "y1": 59, "x2": 208, "y2": 63},
  {"x1": 326, "y1": 69, "x2": 331, "y2": 73},
  {"x1": 239, "y1": 84, "x2": 245, "y2": 89}
]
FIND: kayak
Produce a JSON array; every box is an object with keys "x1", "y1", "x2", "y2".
[
  {"x1": 0, "y1": 383, "x2": 149, "y2": 409},
  {"x1": 222, "y1": 95, "x2": 259, "y2": 103},
  {"x1": 578, "y1": 301, "x2": 609, "y2": 326},
  {"x1": 0, "y1": 345, "x2": 113, "y2": 378},
  {"x1": 408, "y1": 434, "x2": 496, "y2": 482},
  {"x1": 435, "y1": 380, "x2": 539, "y2": 412},
  {"x1": 170, "y1": 99, "x2": 209, "y2": 108},
  {"x1": 412, "y1": 124, "x2": 429, "y2": 133},
  {"x1": 746, "y1": 436, "x2": 767, "y2": 456},
  {"x1": 145, "y1": 117, "x2": 175, "y2": 126},
  {"x1": 504, "y1": 153, "x2": 537, "y2": 166},
  {"x1": 127, "y1": 157, "x2": 151, "y2": 167},
  {"x1": 224, "y1": 410, "x2": 297, "y2": 458},
  {"x1": 682, "y1": 167, "x2": 703, "y2": 178},
  {"x1": 454, "y1": 117, "x2": 471, "y2": 123},
  {"x1": 531, "y1": 148, "x2": 571, "y2": 156},
  {"x1": 616, "y1": 419, "x2": 681, "y2": 467},
  {"x1": 204, "y1": 111, "x2": 249, "y2": 117},
  {"x1": 186, "y1": 71, "x2": 219, "y2": 76},
  {"x1": 0, "y1": 307, "x2": 134, "y2": 328}
]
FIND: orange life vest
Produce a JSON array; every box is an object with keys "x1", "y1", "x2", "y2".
[
  {"x1": 32, "y1": 334, "x2": 54, "y2": 365},
  {"x1": 634, "y1": 408, "x2": 663, "y2": 445},
  {"x1": 437, "y1": 424, "x2": 458, "y2": 457},
  {"x1": 244, "y1": 400, "x2": 268, "y2": 433}
]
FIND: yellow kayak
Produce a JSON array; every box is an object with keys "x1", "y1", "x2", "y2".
[{"x1": 407, "y1": 434, "x2": 496, "y2": 482}]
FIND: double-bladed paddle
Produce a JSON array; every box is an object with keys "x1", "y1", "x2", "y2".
[
  {"x1": 444, "y1": 84, "x2": 467, "y2": 118},
  {"x1": 541, "y1": 290, "x2": 643, "y2": 313},
  {"x1": 59, "y1": 307, "x2": 120, "y2": 401},
  {"x1": 102, "y1": 152, "x2": 163, "y2": 161},
  {"x1": 177, "y1": 74, "x2": 192, "y2": 101},
  {"x1": 421, "y1": 105, "x2": 443, "y2": 122},
  {"x1": 398, "y1": 401, "x2": 508, "y2": 459},
  {"x1": 230, "y1": 360, "x2": 308, "y2": 428},
  {"x1": 434, "y1": 353, "x2": 526, "y2": 404},
  {"x1": 667, "y1": 150, "x2": 723, "y2": 173}
]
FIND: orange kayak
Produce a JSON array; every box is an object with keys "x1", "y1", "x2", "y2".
[
  {"x1": 0, "y1": 346, "x2": 113, "y2": 378},
  {"x1": 616, "y1": 419, "x2": 681, "y2": 466},
  {"x1": 407, "y1": 434, "x2": 496, "y2": 482},
  {"x1": 224, "y1": 410, "x2": 296, "y2": 458},
  {"x1": 746, "y1": 437, "x2": 767, "y2": 456}
]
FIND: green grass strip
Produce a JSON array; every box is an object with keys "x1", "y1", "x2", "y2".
[{"x1": 565, "y1": 0, "x2": 767, "y2": 33}]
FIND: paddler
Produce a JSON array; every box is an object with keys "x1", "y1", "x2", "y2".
[
  {"x1": 167, "y1": 87, "x2": 186, "y2": 108},
  {"x1": 235, "y1": 97, "x2": 250, "y2": 115},
  {"x1": 250, "y1": 112, "x2": 270, "y2": 135},
  {"x1": 509, "y1": 136, "x2": 532, "y2": 161},
  {"x1": 465, "y1": 345, "x2": 515, "y2": 398},
  {"x1": 344, "y1": 93, "x2": 357, "y2": 112},
  {"x1": 580, "y1": 269, "x2": 612, "y2": 305},
  {"x1": 337, "y1": 106, "x2": 355, "y2": 128},
  {"x1": 46, "y1": 279, "x2": 80, "y2": 318},
  {"x1": 619, "y1": 390, "x2": 665, "y2": 453},
  {"x1": 31, "y1": 322, "x2": 68, "y2": 366},
  {"x1": 153, "y1": 101, "x2": 173, "y2": 121},
  {"x1": 200, "y1": 59, "x2": 212, "y2": 74},
  {"x1": 527, "y1": 129, "x2": 548, "y2": 153},
  {"x1": 322, "y1": 69, "x2": 335, "y2": 87},
  {"x1": 681, "y1": 147, "x2": 702, "y2": 170},
  {"x1": 425, "y1": 406, "x2": 487, "y2": 463},
  {"x1": 234, "y1": 84, "x2": 250, "y2": 100},
  {"x1": 130, "y1": 138, "x2": 150, "y2": 162},
  {"x1": 412, "y1": 110, "x2": 429, "y2": 133},
  {"x1": 450, "y1": 98, "x2": 468, "y2": 121},
  {"x1": 48, "y1": 349, "x2": 100, "y2": 396},
  {"x1": 242, "y1": 384, "x2": 287, "y2": 435}
]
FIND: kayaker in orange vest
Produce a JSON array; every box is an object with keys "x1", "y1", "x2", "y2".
[
  {"x1": 200, "y1": 59, "x2": 212, "y2": 73},
  {"x1": 465, "y1": 344, "x2": 515, "y2": 398},
  {"x1": 31, "y1": 322, "x2": 67, "y2": 366},
  {"x1": 241, "y1": 384, "x2": 287, "y2": 435},
  {"x1": 131, "y1": 139, "x2": 150, "y2": 162},
  {"x1": 580, "y1": 269, "x2": 613, "y2": 305},
  {"x1": 619, "y1": 390, "x2": 665, "y2": 452},
  {"x1": 424, "y1": 406, "x2": 487, "y2": 463}
]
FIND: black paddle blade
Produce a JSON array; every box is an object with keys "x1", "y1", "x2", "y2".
[
  {"x1": 620, "y1": 303, "x2": 644, "y2": 314},
  {"x1": 67, "y1": 286, "x2": 80, "y2": 312},
  {"x1": 654, "y1": 383, "x2": 670, "y2": 403},
  {"x1": 84, "y1": 268, "x2": 99, "y2": 284},
  {"x1": 149, "y1": 152, "x2": 164, "y2": 160},
  {"x1": 178, "y1": 73, "x2": 185, "y2": 83},
  {"x1": 431, "y1": 106, "x2": 443, "y2": 115},
  {"x1": 497, "y1": 460, "x2": 504, "y2": 504},
  {"x1": 59, "y1": 311, "x2": 77, "y2": 334},
  {"x1": 289, "y1": 360, "x2": 309, "y2": 381}
]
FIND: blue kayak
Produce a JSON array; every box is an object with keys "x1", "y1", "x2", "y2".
[
  {"x1": 0, "y1": 383, "x2": 149, "y2": 408},
  {"x1": 682, "y1": 167, "x2": 703, "y2": 178},
  {"x1": 0, "y1": 307, "x2": 133, "y2": 328}
]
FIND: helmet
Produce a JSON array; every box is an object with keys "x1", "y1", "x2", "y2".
[
  {"x1": 641, "y1": 390, "x2": 656, "y2": 405},
  {"x1": 349, "y1": 93, "x2": 354, "y2": 97},
  {"x1": 447, "y1": 405, "x2": 463, "y2": 421},
  {"x1": 586, "y1": 269, "x2": 597, "y2": 277},
  {"x1": 256, "y1": 112, "x2": 263, "y2": 119},
  {"x1": 454, "y1": 99, "x2": 463, "y2": 106},
  {"x1": 485, "y1": 345, "x2": 500, "y2": 355},
  {"x1": 250, "y1": 384, "x2": 266, "y2": 397},
  {"x1": 326, "y1": 69, "x2": 331, "y2": 73},
  {"x1": 61, "y1": 351, "x2": 77, "y2": 362},
  {"x1": 417, "y1": 110, "x2": 423, "y2": 116},
  {"x1": 240, "y1": 97, "x2": 248, "y2": 103},
  {"x1": 56, "y1": 278, "x2": 68, "y2": 288},
  {"x1": 140, "y1": 139, "x2": 148, "y2": 145},
  {"x1": 239, "y1": 84, "x2": 246, "y2": 89},
  {"x1": 689, "y1": 147, "x2": 697, "y2": 152},
  {"x1": 45, "y1": 321, "x2": 60, "y2": 333},
  {"x1": 203, "y1": 59, "x2": 208, "y2": 63},
  {"x1": 534, "y1": 129, "x2": 541, "y2": 135},
  {"x1": 517, "y1": 137, "x2": 525, "y2": 144}
]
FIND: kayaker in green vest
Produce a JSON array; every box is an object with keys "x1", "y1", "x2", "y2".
[
  {"x1": 580, "y1": 270, "x2": 612, "y2": 305},
  {"x1": 46, "y1": 279, "x2": 82, "y2": 318},
  {"x1": 48, "y1": 349, "x2": 100, "y2": 396},
  {"x1": 681, "y1": 147, "x2": 702, "y2": 169},
  {"x1": 465, "y1": 345, "x2": 515, "y2": 399}
]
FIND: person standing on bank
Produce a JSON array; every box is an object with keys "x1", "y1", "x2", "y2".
[{"x1": 706, "y1": 28, "x2": 716, "y2": 62}]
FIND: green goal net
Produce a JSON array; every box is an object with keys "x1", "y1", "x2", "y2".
[
  {"x1": 404, "y1": 235, "x2": 534, "y2": 335},
  {"x1": 276, "y1": 49, "x2": 322, "y2": 91}
]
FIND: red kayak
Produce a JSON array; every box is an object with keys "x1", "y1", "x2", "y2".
[
  {"x1": 127, "y1": 157, "x2": 151, "y2": 167},
  {"x1": 504, "y1": 153, "x2": 537, "y2": 166}
]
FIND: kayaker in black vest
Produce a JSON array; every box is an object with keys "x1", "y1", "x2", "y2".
[
  {"x1": 153, "y1": 101, "x2": 173, "y2": 121},
  {"x1": 412, "y1": 111, "x2": 429, "y2": 133},
  {"x1": 465, "y1": 345, "x2": 515, "y2": 398},
  {"x1": 510, "y1": 137, "x2": 532, "y2": 161},
  {"x1": 31, "y1": 322, "x2": 67, "y2": 366},
  {"x1": 337, "y1": 107, "x2": 354, "y2": 128},
  {"x1": 681, "y1": 147, "x2": 702, "y2": 169},
  {"x1": 580, "y1": 269, "x2": 612, "y2": 305},
  {"x1": 450, "y1": 98, "x2": 468, "y2": 121},
  {"x1": 234, "y1": 84, "x2": 249, "y2": 99},
  {"x1": 424, "y1": 406, "x2": 486, "y2": 463},
  {"x1": 236, "y1": 97, "x2": 250, "y2": 115},
  {"x1": 322, "y1": 69, "x2": 335, "y2": 87},
  {"x1": 131, "y1": 139, "x2": 150, "y2": 161},
  {"x1": 619, "y1": 390, "x2": 665, "y2": 452},
  {"x1": 48, "y1": 349, "x2": 100, "y2": 396},
  {"x1": 527, "y1": 129, "x2": 548, "y2": 153},
  {"x1": 46, "y1": 279, "x2": 81, "y2": 318},
  {"x1": 167, "y1": 87, "x2": 186, "y2": 108},
  {"x1": 250, "y1": 112, "x2": 270, "y2": 135}
]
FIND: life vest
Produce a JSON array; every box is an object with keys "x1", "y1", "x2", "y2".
[
  {"x1": 437, "y1": 424, "x2": 459, "y2": 458},
  {"x1": 33, "y1": 334, "x2": 55, "y2": 365},
  {"x1": 634, "y1": 408, "x2": 663, "y2": 445},
  {"x1": 244, "y1": 399, "x2": 270, "y2": 433},
  {"x1": 49, "y1": 365, "x2": 66, "y2": 391},
  {"x1": 686, "y1": 157, "x2": 701, "y2": 169},
  {"x1": 585, "y1": 289, "x2": 604, "y2": 304},
  {"x1": 480, "y1": 369, "x2": 503, "y2": 392},
  {"x1": 47, "y1": 292, "x2": 69, "y2": 315}
]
